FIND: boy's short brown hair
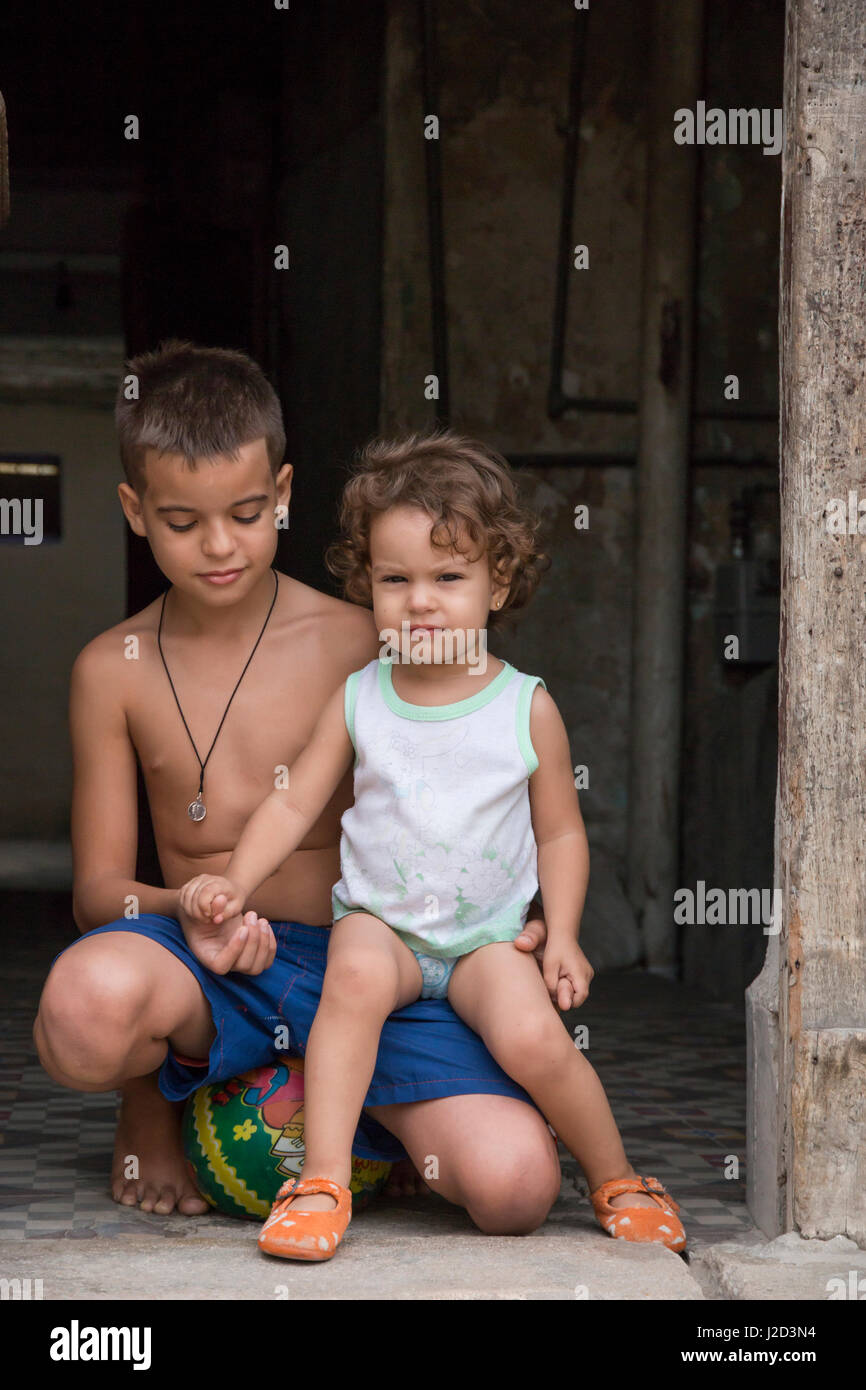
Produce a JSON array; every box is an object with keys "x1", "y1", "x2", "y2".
[
  {"x1": 325, "y1": 429, "x2": 550, "y2": 628},
  {"x1": 115, "y1": 339, "x2": 286, "y2": 494}
]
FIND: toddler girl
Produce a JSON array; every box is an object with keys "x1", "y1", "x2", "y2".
[{"x1": 180, "y1": 430, "x2": 686, "y2": 1259}]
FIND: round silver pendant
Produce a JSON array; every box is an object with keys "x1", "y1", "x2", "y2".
[{"x1": 187, "y1": 797, "x2": 207, "y2": 822}]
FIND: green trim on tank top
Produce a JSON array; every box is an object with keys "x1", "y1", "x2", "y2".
[
  {"x1": 516, "y1": 674, "x2": 547, "y2": 775},
  {"x1": 344, "y1": 670, "x2": 362, "y2": 768},
  {"x1": 377, "y1": 655, "x2": 517, "y2": 720},
  {"x1": 393, "y1": 911, "x2": 529, "y2": 959},
  {"x1": 330, "y1": 892, "x2": 529, "y2": 959}
]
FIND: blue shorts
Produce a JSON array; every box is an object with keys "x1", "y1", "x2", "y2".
[{"x1": 53, "y1": 915, "x2": 536, "y2": 1163}]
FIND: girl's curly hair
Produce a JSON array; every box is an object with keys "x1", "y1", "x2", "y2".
[{"x1": 325, "y1": 429, "x2": 551, "y2": 629}]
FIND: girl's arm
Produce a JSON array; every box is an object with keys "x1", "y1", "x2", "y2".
[
  {"x1": 527, "y1": 686, "x2": 590, "y2": 944},
  {"x1": 182, "y1": 680, "x2": 355, "y2": 921}
]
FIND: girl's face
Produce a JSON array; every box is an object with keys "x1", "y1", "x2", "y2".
[{"x1": 367, "y1": 504, "x2": 509, "y2": 657}]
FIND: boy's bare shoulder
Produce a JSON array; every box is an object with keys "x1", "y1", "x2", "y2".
[
  {"x1": 70, "y1": 598, "x2": 162, "y2": 690},
  {"x1": 279, "y1": 573, "x2": 366, "y2": 623},
  {"x1": 278, "y1": 574, "x2": 379, "y2": 672}
]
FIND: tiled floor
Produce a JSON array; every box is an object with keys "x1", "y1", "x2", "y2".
[
  {"x1": 560, "y1": 977, "x2": 753, "y2": 1245},
  {"x1": 0, "y1": 891, "x2": 755, "y2": 1248}
]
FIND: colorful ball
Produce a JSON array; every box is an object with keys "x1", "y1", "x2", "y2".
[{"x1": 182, "y1": 1057, "x2": 392, "y2": 1219}]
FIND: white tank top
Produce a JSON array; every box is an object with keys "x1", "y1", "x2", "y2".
[{"x1": 331, "y1": 657, "x2": 547, "y2": 959}]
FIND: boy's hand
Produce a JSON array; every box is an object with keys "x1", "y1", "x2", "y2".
[
  {"x1": 179, "y1": 874, "x2": 245, "y2": 925},
  {"x1": 542, "y1": 940, "x2": 594, "y2": 1011},
  {"x1": 514, "y1": 909, "x2": 547, "y2": 964},
  {"x1": 177, "y1": 901, "x2": 277, "y2": 976}
]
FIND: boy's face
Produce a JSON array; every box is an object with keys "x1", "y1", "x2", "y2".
[
  {"x1": 367, "y1": 504, "x2": 509, "y2": 657},
  {"x1": 118, "y1": 438, "x2": 292, "y2": 604}
]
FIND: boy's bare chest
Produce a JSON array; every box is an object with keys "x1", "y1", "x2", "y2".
[{"x1": 126, "y1": 637, "x2": 321, "y2": 817}]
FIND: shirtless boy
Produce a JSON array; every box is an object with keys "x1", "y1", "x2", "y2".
[{"x1": 32, "y1": 340, "x2": 562, "y2": 1231}]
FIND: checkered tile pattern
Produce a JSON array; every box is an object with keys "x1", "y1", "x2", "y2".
[{"x1": 0, "y1": 893, "x2": 755, "y2": 1245}]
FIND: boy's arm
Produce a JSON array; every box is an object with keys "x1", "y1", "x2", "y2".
[
  {"x1": 527, "y1": 687, "x2": 590, "y2": 944},
  {"x1": 70, "y1": 641, "x2": 179, "y2": 932},
  {"x1": 184, "y1": 680, "x2": 355, "y2": 920}
]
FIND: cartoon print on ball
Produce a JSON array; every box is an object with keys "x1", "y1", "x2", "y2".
[{"x1": 182, "y1": 1057, "x2": 391, "y2": 1219}]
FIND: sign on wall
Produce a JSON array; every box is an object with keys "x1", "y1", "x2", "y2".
[{"x1": 0, "y1": 453, "x2": 60, "y2": 544}]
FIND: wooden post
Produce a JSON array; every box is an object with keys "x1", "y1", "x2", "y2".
[
  {"x1": 747, "y1": 0, "x2": 866, "y2": 1242},
  {"x1": 626, "y1": 0, "x2": 703, "y2": 971}
]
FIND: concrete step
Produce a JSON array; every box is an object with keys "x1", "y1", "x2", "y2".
[
  {"x1": 1, "y1": 1195, "x2": 705, "y2": 1300},
  {"x1": 690, "y1": 1231, "x2": 866, "y2": 1301},
  {"x1": 0, "y1": 1215, "x2": 704, "y2": 1300}
]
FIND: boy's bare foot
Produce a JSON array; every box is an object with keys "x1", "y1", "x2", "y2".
[
  {"x1": 111, "y1": 1074, "x2": 209, "y2": 1215},
  {"x1": 383, "y1": 1157, "x2": 432, "y2": 1197}
]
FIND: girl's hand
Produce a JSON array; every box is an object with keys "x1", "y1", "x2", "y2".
[
  {"x1": 542, "y1": 940, "x2": 594, "y2": 1011},
  {"x1": 179, "y1": 874, "x2": 245, "y2": 925},
  {"x1": 177, "y1": 903, "x2": 276, "y2": 975}
]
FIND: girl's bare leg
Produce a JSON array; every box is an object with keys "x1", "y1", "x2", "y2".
[
  {"x1": 288, "y1": 912, "x2": 422, "y2": 1213},
  {"x1": 447, "y1": 942, "x2": 659, "y2": 1210}
]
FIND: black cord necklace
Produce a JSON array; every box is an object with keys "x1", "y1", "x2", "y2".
[{"x1": 156, "y1": 569, "x2": 279, "y2": 822}]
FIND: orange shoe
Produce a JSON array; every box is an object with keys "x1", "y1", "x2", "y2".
[
  {"x1": 258, "y1": 1177, "x2": 352, "y2": 1261},
  {"x1": 589, "y1": 1174, "x2": 687, "y2": 1253}
]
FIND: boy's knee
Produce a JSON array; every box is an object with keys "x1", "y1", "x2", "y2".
[
  {"x1": 35, "y1": 950, "x2": 145, "y2": 1087},
  {"x1": 466, "y1": 1163, "x2": 559, "y2": 1235},
  {"x1": 461, "y1": 1133, "x2": 561, "y2": 1236},
  {"x1": 34, "y1": 1002, "x2": 115, "y2": 1089}
]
